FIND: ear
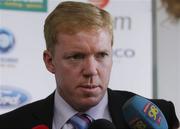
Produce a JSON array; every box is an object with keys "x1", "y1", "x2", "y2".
[{"x1": 43, "y1": 50, "x2": 55, "y2": 74}]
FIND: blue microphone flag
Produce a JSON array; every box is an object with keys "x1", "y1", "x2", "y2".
[{"x1": 122, "y1": 95, "x2": 168, "y2": 129}]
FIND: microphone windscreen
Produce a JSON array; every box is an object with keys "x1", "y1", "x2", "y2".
[
  {"x1": 122, "y1": 95, "x2": 168, "y2": 129},
  {"x1": 32, "y1": 124, "x2": 49, "y2": 129},
  {"x1": 88, "y1": 119, "x2": 116, "y2": 129}
]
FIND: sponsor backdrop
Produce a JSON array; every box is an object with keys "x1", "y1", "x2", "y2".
[{"x1": 0, "y1": 0, "x2": 153, "y2": 114}]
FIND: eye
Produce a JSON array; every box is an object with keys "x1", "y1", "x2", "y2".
[
  {"x1": 96, "y1": 52, "x2": 109, "y2": 59},
  {"x1": 67, "y1": 53, "x2": 85, "y2": 60}
]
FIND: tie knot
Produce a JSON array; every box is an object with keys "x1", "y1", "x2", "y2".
[
  {"x1": 79, "y1": 114, "x2": 93, "y2": 124},
  {"x1": 69, "y1": 113, "x2": 93, "y2": 129}
]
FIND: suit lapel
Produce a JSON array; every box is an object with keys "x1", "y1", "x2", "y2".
[
  {"x1": 31, "y1": 92, "x2": 55, "y2": 129},
  {"x1": 107, "y1": 89, "x2": 135, "y2": 129}
]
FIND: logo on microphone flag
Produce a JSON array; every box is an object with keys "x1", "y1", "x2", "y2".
[{"x1": 144, "y1": 102, "x2": 162, "y2": 125}]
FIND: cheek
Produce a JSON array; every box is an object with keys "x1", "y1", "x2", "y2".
[
  {"x1": 101, "y1": 69, "x2": 111, "y2": 82},
  {"x1": 100, "y1": 61, "x2": 112, "y2": 82},
  {"x1": 55, "y1": 64, "x2": 81, "y2": 84},
  {"x1": 99, "y1": 68, "x2": 111, "y2": 85},
  {"x1": 100, "y1": 59, "x2": 112, "y2": 73}
]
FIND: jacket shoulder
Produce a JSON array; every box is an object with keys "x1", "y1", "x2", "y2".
[
  {"x1": 108, "y1": 88, "x2": 179, "y2": 129},
  {"x1": 108, "y1": 88, "x2": 136, "y2": 103},
  {"x1": 151, "y1": 99, "x2": 180, "y2": 129},
  {"x1": 0, "y1": 93, "x2": 54, "y2": 128}
]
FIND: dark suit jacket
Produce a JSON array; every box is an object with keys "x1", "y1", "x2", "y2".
[{"x1": 0, "y1": 88, "x2": 179, "y2": 129}]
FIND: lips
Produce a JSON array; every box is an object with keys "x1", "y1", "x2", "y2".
[
  {"x1": 79, "y1": 85, "x2": 99, "y2": 89},
  {"x1": 78, "y1": 84, "x2": 101, "y2": 91}
]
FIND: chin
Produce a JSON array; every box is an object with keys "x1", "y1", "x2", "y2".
[
  {"x1": 76, "y1": 103, "x2": 97, "y2": 112},
  {"x1": 76, "y1": 97, "x2": 102, "y2": 112}
]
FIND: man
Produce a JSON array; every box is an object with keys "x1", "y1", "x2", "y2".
[{"x1": 0, "y1": 1, "x2": 179, "y2": 129}]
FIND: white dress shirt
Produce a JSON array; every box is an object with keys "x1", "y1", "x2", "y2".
[{"x1": 52, "y1": 90, "x2": 112, "y2": 129}]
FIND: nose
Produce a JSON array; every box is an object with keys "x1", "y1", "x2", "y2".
[{"x1": 82, "y1": 56, "x2": 98, "y2": 78}]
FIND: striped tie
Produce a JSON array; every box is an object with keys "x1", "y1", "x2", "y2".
[{"x1": 68, "y1": 114, "x2": 93, "y2": 129}]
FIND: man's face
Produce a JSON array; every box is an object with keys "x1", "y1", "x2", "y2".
[{"x1": 44, "y1": 29, "x2": 112, "y2": 112}]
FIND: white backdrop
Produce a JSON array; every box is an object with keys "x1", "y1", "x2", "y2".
[{"x1": 0, "y1": 0, "x2": 153, "y2": 114}]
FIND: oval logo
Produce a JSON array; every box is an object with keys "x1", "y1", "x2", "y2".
[
  {"x1": 88, "y1": 0, "x2": 109, "y2": 9},
  {"x1": 0, "y1": 86, "x2": 30, "y2": 108},
  {"x1": 0, "y1": 28, "x2": 15, "y2": 54}
]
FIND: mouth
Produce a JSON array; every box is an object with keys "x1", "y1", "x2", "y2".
[
  {"x1": 78, "y1": 85, "x2": 100, "y2": 91},
  {"x1": 83, "y1": 85, "x2": 99, "y2": 88}
]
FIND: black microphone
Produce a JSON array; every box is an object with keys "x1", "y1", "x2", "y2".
[{"x1": 88, "y1": 119, "x2": 116, "y2": 129}]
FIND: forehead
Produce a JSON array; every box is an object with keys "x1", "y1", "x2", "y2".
[{"x1": 55, "y1": 29, "x2": 112, "y2": 52}]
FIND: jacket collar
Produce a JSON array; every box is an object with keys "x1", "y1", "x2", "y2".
[
  {"x1": 107, "y1": 88, "x2": 135, "y2": 129},
  {"x1": 32, "y1": 92, "x2": 55, "y2": 129}
]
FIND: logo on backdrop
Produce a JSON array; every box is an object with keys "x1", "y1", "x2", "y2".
[
  {"x1": 0, "y1": 86, "x2": 30, "y2": 108},
  {"x1": 0, "y1": 28, "x2": 15, "y2": 54},
  {"x1": 0, "y1": 27, "x2": 18, "y2": 68},
  {"x1": 113, "y1": 16, "x2": 132, "y2": 31},
  {"x1": 88, "y1": 0, "x2": 109, "y2": 9},
  {"x1": 113, "y1": 48, "x2": 135, "y2": 59},
  {"x1": 0, "y1": 0, "x2": 47, "y2": 12}
]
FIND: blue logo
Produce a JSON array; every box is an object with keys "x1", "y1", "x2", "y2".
[
  {"x1": 0, "y1": 28, "x2": 15, "y2": 54},
  {"x1": 0, "y1": 86, "x2": 30, "y2": 108}
]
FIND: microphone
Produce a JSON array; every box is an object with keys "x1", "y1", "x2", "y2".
[
  {"x1": 122, "y1": 95, "x2": 168, "y2": 129},
  {"x1": 32, "y1": 124, "x2": 49, "y2": 129},
  {"x1": 88, "y1": 119, "x2": 116, "y2": 129}
]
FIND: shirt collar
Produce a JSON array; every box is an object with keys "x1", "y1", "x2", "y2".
[
  {"x1": 85, "y1": 91, "x2": 110, "y2": 120},
  {"x1": 53, "y1": 89, "x2": 111, "y2": 129},
  {"x1": 53, "y1": 90, "x2": 78, "y2": 129}
]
